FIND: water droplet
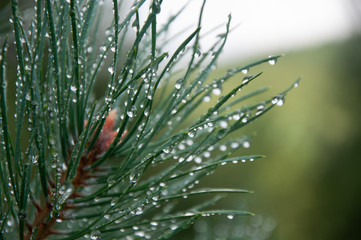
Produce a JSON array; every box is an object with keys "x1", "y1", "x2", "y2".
[
  {"x1": 272, "y1": 96, "x2": 279, "y2": 105},
  {"x1": 129, "y1": 172, "x2": 137, "y2": 182},
  {"x1": 219, "y1": 120, "x2": 228, "y2": 129},
  {"x1": 276, "y1": 98, "x2": 285, "y2": 106},
  {"x1": 107, "y1": 67, "x2": 114, "y2": 74},
  {"x1": 135, "y1": 231, "x2": 145, "y2": 237},
  {"x1": 6, "y1": 219, "x2": 13, "y2": 226},
  {"x1": 90, "y1": 230, "x2": 101, "y2": 240},
  {"x1": 257, "y1": 104, "x2": 265, "y2": 111},
  {"x1": 127, "y1": 111, "x2": 134, "y2": 118},
  {"x1": 212, "y1": 88, "x2": 221, "y2": 96},
  {"x1": 31, "y1": 156, "x2": 38, "y2": 164},
  {"x1": 256, "y1": 104, "x2": 265, "y2": 115},
  {"x1": 268, "y1": 58, "x2": 277, "y2": 65},
  {"x1": 150, "y1": 221, "x2": 158, "y2": 226},
  {"x1": 203, "y1": 151, "x2": 211, "y2": 158},
  {"x1": 219, "y1": 145, "x2": 227, "y2": 151},
  {"x1": 231, "y1": 142, "x2": 239, "y2": 149},
  {"x1": 175, "y1": 80, "x2": 182, "y2": 89},
  {"x1": 186, "y1": 156, "x2": 194, "y2": 162},
  {"x1": 110, "y1": 199, "x2": 117, "y2": 206},
  {"x1": 144, "y1": 109, "x2": 150, "y2": 117},
  {"x1": 135, "y1": 207, "x2": 143, "y2": 215},
  {"x1": 194, "y1": 157, "x2": 202, "y2": 164},
  {"x1": 243, "y1": 141, "x2": 250, "y2": 148},
  {"x1": 195, "y1": 47, "x2": 201, "y2": 57},
  {"x1": 203, "y1": 96, "x2": 211, "y2": 102},
  {"x1": 242, "y1": 76, "x2": 252, "y2": 84},
  {"x1": 132, "y1": 226, "x2": 139, "y2": 230},
  {"x1": 162, "y1": 147, "x2": 172, "y2": 154},
  {"x1": 188, "y1": 130, "x2": 196, "y2": 138}
]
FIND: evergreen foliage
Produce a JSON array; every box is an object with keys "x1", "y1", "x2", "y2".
[{"x1": 0, "y1": 0, "x2": 299, "y2": 239}]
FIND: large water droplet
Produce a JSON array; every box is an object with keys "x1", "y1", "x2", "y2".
[
  {"x1": 272, "y1": 96, "x2": 279, "y2": 105},
  {"x1": 195, "y1": 47, "x2": 201, "y2": 57},
  {"x1": 188, "y1": 130, "x2": 196, "y2": 138},
  {"x1": 256, "y1": 104, "x2": 265, "y2": 115},
  {"x1": 276, "y1": 98, "x2": 285, "y2": 106},
  {"x1": 242, "y1": 141, "x2": 250, "y2": 148},
  {"x1": 162, "y1": 147, "x2": 172, "y2": 154},
  {"x1": 127, "y1": 111, "x2": 134, "y2": 118},
  {"x1": 90, "y1": 230, "x2": 101, "y2": 240},
  {"x1": 219, "y1": 120, "x2": 228, "y2": 129},
  {"x1": 31, "y1": 156, "x2": 38, "y2": 164},
  {"x1": 268, "y1": 58, "x2": 277, "y2": 65},
  {"x1": 135, "y1": 207, "x2": 143, "y2": 215},
  {"x1": 170, "y1": 225, "x2": 178, "y2": 230},
  {"x1": 175, "y1": 80, "x2": 182, "y2": 89},
  {"x1": 70, "y1": 85, "x2": 77, "y2": 92},
  {"x1": 231, "y1": 142, "x2": 239, "y2": 149},
  {"x1": 212, "y1": 88, "x2": 221, "y2": 96},
  {"x1": 219, "y1": 145, "x2": 227, "y2": 151},
  {"x1": 108, "y1": 67, "x2": 114, "y2": 74},
  {"x1": 203, "y1": 96, "x2": 211, "y2": 102},
  {"x1": 242, "y1": 76, "x2": 252, "y2": 84},
  {"x1": 135, "y1": 231, "x2": 145, "y2": 237},
  {"x1": 110, "y1": 199, "x2": 117, "y2": 206},
  {"x1": 194, "y1": 157, "x2": 202, "y2": 164}
]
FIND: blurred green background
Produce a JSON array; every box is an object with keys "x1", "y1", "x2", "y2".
[{"x1": 2, "y1": 0, "x2": 361, "y2": 239}]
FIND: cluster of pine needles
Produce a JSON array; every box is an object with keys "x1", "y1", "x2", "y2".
[{"x1": 0, "y1": 0, "x2": 299, "y2": 239}]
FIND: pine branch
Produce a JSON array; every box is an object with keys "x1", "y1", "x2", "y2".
[{"x1": 0, "y1": 0, "x2": 299, "y2": 239}]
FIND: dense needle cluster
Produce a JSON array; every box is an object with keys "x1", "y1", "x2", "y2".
[{"x1": 0, "y1": 0, "x2": 298, "y2": 239}]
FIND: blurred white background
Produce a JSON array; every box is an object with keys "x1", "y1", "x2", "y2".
[{"x1": 156, "y1": 0, "x2": 355, "y2": 63}]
